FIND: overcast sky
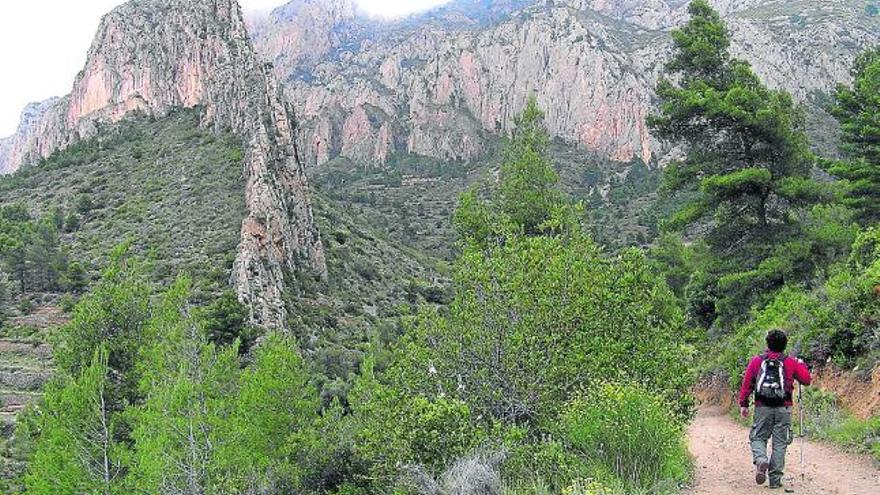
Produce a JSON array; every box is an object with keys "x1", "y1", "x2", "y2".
[{"x1": 0, "y1": 0, "x2": 451, "y2": 137}]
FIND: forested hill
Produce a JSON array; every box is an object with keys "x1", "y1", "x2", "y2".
[{"x1": 0, "y1": 1, "x2": 879, "y2": 494}]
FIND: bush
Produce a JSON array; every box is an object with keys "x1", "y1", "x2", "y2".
[
  {"x1": 388, "y1": 234, "x2": 696, "y2": 425},
  {"x1": 351, "y1": 361, "x2": 486, "y2": 481},
  {"x1": 17, "y1": 298, "x2": 34, "y2": 314},
  {"x1": 201, "y1": 290, "x2": 260, "y2": 355},
  {"x1": 502, "y1": 439, "x2": 591, "y2": 493},
  {"x1": 74, "y1": 193, "x2": 95, "y2": 215},
  {"x1": 559, "y1": 383, "x2": 689, "y2": 492}
]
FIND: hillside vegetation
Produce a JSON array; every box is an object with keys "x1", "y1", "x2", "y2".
[{"x1": 0, "y1": 1, "x2": 878, "y2": 494}]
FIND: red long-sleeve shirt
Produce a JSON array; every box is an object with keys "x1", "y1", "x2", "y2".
[{"x1": 738, "y1": 351, "x2": 812, "y2": 408}]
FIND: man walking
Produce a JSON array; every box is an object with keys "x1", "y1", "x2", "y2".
[{"x1": 739, "y1": 329, "x2": 812, "y2": 489}]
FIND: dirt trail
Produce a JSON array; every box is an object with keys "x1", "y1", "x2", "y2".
[{"x1": 685, "y1": 408, "x2": 879, "y2": 495}]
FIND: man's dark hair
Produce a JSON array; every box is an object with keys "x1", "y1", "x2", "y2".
[{"x1": 766, "y1": 329, "x2": 788, "y2": 353}]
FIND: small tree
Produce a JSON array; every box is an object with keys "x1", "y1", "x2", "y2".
[
  {"x1": 24, "y1": 348, "x2": 121, "y2": 495},
  {"x1": 52, "y1": 242, "x2": 151, "y2": 406},
  {"x1": 213, "y1": 333, "x2": 320, "y2": 492},
  {"x1": 455, "y1": 97, "x2": 565, "y2": 245},
  {"x1": 201, "y1": 290, "x2": 260, "y2": 355},
  {"x1": 498, "y1": 97, "x2": 564, "y2": 235},
  {"x1": 127, "y1": 277, "x2": 238, "y2": 495}
]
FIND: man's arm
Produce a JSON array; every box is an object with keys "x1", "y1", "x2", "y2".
[
  {"x1": 794, "y1": 358, "x2": 812, "y2": 386},
  {"x1": 738, "y1": 357, "x2": 757, "y2": 409}
]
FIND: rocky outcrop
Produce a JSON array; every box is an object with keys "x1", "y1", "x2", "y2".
[
  {"x1": 0, "y1": 98, "x2": 60, "y2": 175},
  {"x1": 252, "y1": 0, "x2": 880, "y2": 168},
  {"x1": 0, "y1": 0, "x2": 326, "y2": 329}
]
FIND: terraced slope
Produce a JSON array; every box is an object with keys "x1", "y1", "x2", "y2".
[{"x1": 0, "y1": 306, "x2": 63, "y2": 487}]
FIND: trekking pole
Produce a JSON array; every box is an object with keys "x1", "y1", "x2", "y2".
[{"x1": 799, "y1": 381, "x2": 805, "y2": 483}]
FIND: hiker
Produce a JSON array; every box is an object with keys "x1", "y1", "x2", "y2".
[{"x1": 738, "y1": 329, "x2": 811, "y2": 489}]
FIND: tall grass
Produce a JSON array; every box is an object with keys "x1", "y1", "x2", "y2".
[
  {"x1": 800, "y1": 388, "x2": 880, "y2": 460},
  {"x1": 558, "y1": 384, "x2": 690, "y2": 493}
]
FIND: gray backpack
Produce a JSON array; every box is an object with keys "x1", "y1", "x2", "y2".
[{"x1": 755, "y1": 354, "x2": 786, "y2": 406}]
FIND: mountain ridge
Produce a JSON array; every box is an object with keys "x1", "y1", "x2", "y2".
[{"x1": 249, "y1": 0, "x2": 879, "y2": 168}]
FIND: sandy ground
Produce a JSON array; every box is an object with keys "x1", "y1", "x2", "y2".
[{"x1": 685, "y1": 408, "x2": 879, "y2": 495}]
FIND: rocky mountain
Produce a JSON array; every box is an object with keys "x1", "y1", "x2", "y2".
[
  {"x1": 251, "y1": 0, "x2": 880, "y2": 168},
  {"x1": 0, "y1": 0, "x2": 327, "y2": 329}
]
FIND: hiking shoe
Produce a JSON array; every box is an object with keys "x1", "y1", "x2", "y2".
[{"x1": 755, "y1": 461, "x2": 769, "y2": 485}]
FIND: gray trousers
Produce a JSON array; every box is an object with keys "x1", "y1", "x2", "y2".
[{"x1": 750, "y1": 406, "x2": 794, "y2": 485}]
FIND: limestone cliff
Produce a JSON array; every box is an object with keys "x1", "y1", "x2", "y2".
[
  {"x1": 0, "y1": 98, "x2": 59, "y2": 175},
  {"x1": 0, "y1": 0, "x2": 326, "y2": 329},
  {"x1": 252, "y1": 0, "x2": 880, "y2": 168}
]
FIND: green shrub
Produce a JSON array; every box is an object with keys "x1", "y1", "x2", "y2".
[
  {"x1": 559, "y1": 383, "x2": 689, "y2": 492},
  {"x1": 825, "y1": 416, "x2": 880, "y2": 460},
  {"x1": 388, "y1": 234, "x2": 696, "y2": 425},
  {"x1": 503, "y1": 439, "x2": 592, "y2": 493},
  {"x1": 74, "y1": 193, "x2": 95, "y2": 215},
  {"x1": 351, "y1": 360, "x2": 486, "y2": 481},
  {"x1": 17, "y1": 298, "x2": 34, "y2": 314},
  {"x1": 200, "y1": 290, "x2": 260, "y2": 355}
]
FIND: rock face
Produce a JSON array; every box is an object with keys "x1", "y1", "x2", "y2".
[
  {"x1": 0, "y1": 0, "x2": 327, "y2": 329},
  {"x1": 251, "y1": 0, "x2": 880, "y2": 168},
  {"x1": 0, "y1": 98, "x2": 60, "y2": 175}
]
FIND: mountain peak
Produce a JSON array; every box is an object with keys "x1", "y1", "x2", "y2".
[{"x1": 0, "y1": 0, "x2": 326, "y2": 329}]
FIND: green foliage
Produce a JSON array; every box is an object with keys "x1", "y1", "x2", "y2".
[
  {"x1": 498, "y1": 98, "x2": 564, "y2": 236},
  {"x1": 650, "y1": 233, "x2": 707, "y2": 299},
  {"x1": 23, "y1": 348, "x2": 122, "y2": 495},
  {"x1": 52, "y1": 243, "x2": 150, "y2": 406},
  {"x1": 502, "y1": 439, "x2": 592, "y2": 494},
  {"x1": 213, "y1": 333, "x2": 320, "y2": 493},
  {"x1": 453, "y1": 187, "x2": 496, "y2": 246},
  {"x1": 667, "y1": 0, "x2": 730, "y2": 83},
  {"x1": 559, "y1": 384, "x2": 689, "y2": 492},
  {"x1": 455, "y1": 98, "x2": 566, "y2": 244},
  {"x1": 386, "y1": 231, "x2": 695, "y2": 425},
  {"x1": 830, "y1": 48, "x2": 880, "y2": 224},
  {"x1": 200, "y1": 290, "x2": 260, "y2": 355},
  {"x1": 714, "y1": 226, "x2": 880, "y2": 383},
  {"x1": 126, "y1": 277, "x2": 240, "y2": 495},
  {"x1": 351, "y1": 359, "x2": 485, "y2": 481},
  {"x1": 798, "y1": 388, "x2": 880, "y2": 461},
  {"x1": 0, "y1": 203, "x2": 70, "y2": 295},
  {"x1": 649, "y1": 1, "x2": 839, "y2": 330}
]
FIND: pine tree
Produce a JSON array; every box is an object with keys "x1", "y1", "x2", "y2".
[
  {"x1": 498, "y1": 97, "x2": 564, "y2": 235},
  {"x1": 213, "y1": 333, "x2": 319, "y2": 493},
  {"x1": 454, "y1": 97, "x2": 565, "y2": 244},
  {"x1": 24, "y1": 348, "x2": 121, "y2": 495},
  {"x1": 53, "y1": 242, "x2": 151, "y2": 406},
  {"x1": 127, "y1": 277, "x2": 238, "y2": 495},
  {"x1": 648, "y1": 0, "x2": 832, "y2": 327},
  {"x1": 831, "y1": 48, "x2": 880, "y2": 224}
]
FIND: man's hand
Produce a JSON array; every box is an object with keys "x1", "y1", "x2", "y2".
[{"x1": 741, "y1": 407, "x2": 750, "y2": 418}]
